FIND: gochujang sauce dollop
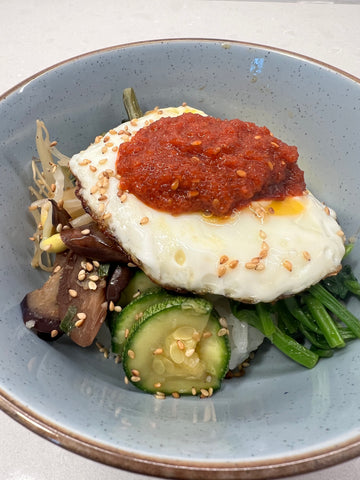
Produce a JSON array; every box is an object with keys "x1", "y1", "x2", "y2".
[{"x1": 116, "y1": 113, "x2": 305, "y2": 217}]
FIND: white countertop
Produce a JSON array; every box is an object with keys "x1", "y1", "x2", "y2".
[{"x1": 1, "y1": 1, "x2": 360, "y2": 479}]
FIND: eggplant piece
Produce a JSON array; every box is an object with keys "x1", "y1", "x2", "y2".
[
  {"x1": 21, "y1": 253, "x2": 68, "y2": 340},
  {"x1": 60, "y1": 223, "x2": 130, "y2": 263},
  {"x1": 106, "y1": 264, "x2": 133, "y2": 304},
  {"x1": 57, "y1": 251, "x2": 108, "y2": 347},
  {"x1": 50, "y1": 199, "x2": 71, "y2": 228}
]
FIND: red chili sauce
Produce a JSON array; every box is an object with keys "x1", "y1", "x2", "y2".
[{"x1": 116, "y1": 113, "x2": 305, "y2": 217}]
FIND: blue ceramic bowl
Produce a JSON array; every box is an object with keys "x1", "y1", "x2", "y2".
[{"x1": 0, "y1": 39, "x2": 360, "y2": 479}]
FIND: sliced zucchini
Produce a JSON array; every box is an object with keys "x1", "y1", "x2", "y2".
[
  {"x1": 122, "y1": 296, "x2": 230, "y2": 396},
  {"x1": 111, "y1": 287, "x2": 169, "y2": 355},
  {"x1": 118, "y1": 269, "x2": 157, "y2": 307}
]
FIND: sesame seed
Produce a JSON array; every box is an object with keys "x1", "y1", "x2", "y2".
[
  {"x1": 88, "y1": 280, "x2": 97, "y2": 290},
  {"x1": 95, "y1": 135, "x2": 103, "y2": 143},
  {"x1": 127, "y1": 349, "x2": 135, "y2": 359},
  {"x1": 185, "y1": 348, "x2": 195, "y2": 357},
  {"x1": 56, "y1": 223, "x2": 63, "y2": 233},
  {"x1": 114, "y1": 305, "x2": 122, "y2": 312},
  {"x1": 219, "y1": 255, "x2": 229, "y2": 265},
  {"x1": 154, "y1": 382, "x2": 162, "y2": 388},
  {"x1": 89, "y1": 165, "x2": 97, "y2": 172},
  {"x1": 114, "y1": 355, "x2": 121, "y2": 364},
  {"x1": 259, "y1": 230, "x2": 267, "y2": 239},
  {"x1": 219, "y1": 317, "x2": 228, "y2": 328},
  {"x1": 217, "y1": 328, "x2": 228, "y2": 337},
  {"x1": 112, "y1": 146, "x2": 118, "y2": 152},
  {"x1": 303, "y1": 251, "x2": 311, "y2": 261},
  {"x1": 77, "y1": 269, "x2": 86, "y2": 281},
  {"x1": 255, "y1": 262, "x2": 265, "y2": 271},
  {"x1": 109, "y1": 301, "x2": 115, "y2": 312},
  {"x1": 236, "y1": 169, "x2": 247, "y2": 178},
  {"x1": 217, "y1": 265, "x2": 227, "y2": 277},
  {"x1": 228, "y1": 259, "x2": 239, "y2": 269},
  {"x1": 105, "y1": 142, "x2": 114, "y2": 148},
  {"x1": 271, "y1": 142, "x2": 279, "y2": 148},
  {"x1": 50, "y1": 329, "x2": 58, "y2": 338},
  {"x1": 324, "y1": 206, "x2": 330, "y2": 215},
  {"x1": 75, "y1": 318, "x2": 85, "y2": 328},
  {"x1": 109, "y1": 129, "x2": 117, "y2": 135},
  {"x1": 177, "y1": 340, "x2": 185, "y2": 350},
  {"x1": 191, "y1": 387, "x2": 197, "y2": 396},
  {"x1": 90, "y1": 185, "x2": 98, "y2": 194},
  {"x1": 124, "y1": 328, "x2": 129, "y2": 339},
  {"x1": 98, "y1": 203, "x2": 105, "y2": 213},
  {"x1": 132, "y1": 290, "x2": 141, "y2": 299},
  {"x1": 153, "y1": 348, "x2": 164, "y2": 355},
  {"x1": 282, "y1": 260, "x2": 293, "y2": 272},
  {"x1": 172, "y1": 392, "x2": 180, "y2": 399},
  {"x1": 124, "y1": 376, "x2": 129, "y2": 384},
  {"x1": 120, "y1": 193, "x2": 127, "y2": 203},
  {"x1": 103, "y1": 212, "x2": 112, "y2": 221},
  {"x1": 245, "y1": 261, "x2": 257, "y2": 270},
  {"x1": 50, "y1": 183, "x2": 56, "y2": 192},
  {"x1": 103, "y1": 135, "x2": 110, "y2": 142},
  {"x1": 200, "y1": 388, "x2": 209, "y2": 397},
  {"x1": 337, "y1": 230, "x2": 345, "y2": 237},
  {"x1": 53, "y1": 265, "x2": 61, "y2": 273},
  {"x1": 202, "y1": 331, "x2": 212, "y2": 339},
  {"x1": 98, "y1": 194, "x2": 108, "y2": 201},
  {"x1": 89, "y1": 274, "x2": 99, "y2": 282},
  {"x1": 93, "y1": 260, "x2": 100, "y2": 267},
  {"x1": 85, "y1": 262, "x2": 94, "y2": 272},
  {"x1": 101, "y1": 146, "x2": 108, "y2": 154},
  {"x1": 140, "y1": 216, "x2": 149, "y2": 225},
  {"x1": 79, "y1": 159, "x2": 91, "y2": 166},
  {"x1": 76, "y1": 312, "x2": 87, "y2": 321},
  {"x1": 81, "y1": 228, "x2": 90, "y2": 235},
  {"x1": 98, "y1": 158, "x2": 108, "y2": 165},
  {"x1": 131, "y1": 369, "x2": 140, "y2": 376},
  {"x1": 254, "y1": 135, "x2": 261, "y2": 139},
  {"x1": 68, "y1": 289, "x2": 78, "y2": 298},
  {"x1": 155, "y1": 392, "x2": 166, "y2": 400},
  {"x1": 171, "y1": 179, "x2": 179, "y2": 190}
]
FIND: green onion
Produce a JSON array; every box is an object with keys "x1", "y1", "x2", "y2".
[{"x1": 59, "y1": 305, "x2": 77, "y2": 334}]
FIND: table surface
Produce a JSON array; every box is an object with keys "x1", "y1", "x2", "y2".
[{"x1": 1, "y1": 1, "x2": 360, "y2": 479}]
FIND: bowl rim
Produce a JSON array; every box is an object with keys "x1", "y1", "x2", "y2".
[{"x1": 1, "y1": 38, "x2": 360, "y2": 479}]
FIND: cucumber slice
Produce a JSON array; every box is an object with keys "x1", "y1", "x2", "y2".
[
  {"x1": 111, "y1": 287, "x2": 169, "y2": 355},
  {"x1": 123, "y1": 297, "x2": 230, "y2": 396},
  {"x1": 118, "y1": 269, "x2": 157, "y2": 307}
]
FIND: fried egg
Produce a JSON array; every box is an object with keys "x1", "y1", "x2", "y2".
[{"x1": 69, "y1": 106, "x2": 345, "y2": 303}]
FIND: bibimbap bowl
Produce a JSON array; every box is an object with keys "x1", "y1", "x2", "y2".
[{"x1": 0, "y1": 39, "x2": 360, "y2": 479}]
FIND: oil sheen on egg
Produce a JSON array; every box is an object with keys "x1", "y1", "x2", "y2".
[{"x1": 69, "y1": 106, "x2": 345, "y2": 304}]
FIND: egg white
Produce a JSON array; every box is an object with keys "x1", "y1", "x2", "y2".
[{"x1": 69, "y1": 106, "x2": 345, "y2": 304}]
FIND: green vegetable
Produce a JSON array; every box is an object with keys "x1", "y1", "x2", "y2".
[
  {"x1": 111, "y1": 287, "x2": 170, "y2": 355},
  {"x1": 321, "y1": 264, "x2": 360, "y2": 299},
  {"x1": 232, "y1": 306, "x2": 319, "y2": 369},
  {"x1": 117, "y1": 269, "x2": 158, "y2": 307},
  {"x1": 122, "y1": 296, "x2": 230, "y2": 396},
  {"x1": 59, "y1": 305, "x2": 77, "y2": 334},
  {"x1": 309, "y1": 283, "x2": 360, "y2": 338},
  {"x1": 303, "y1": 294, "x2": 345, "y2": 349},
  {"x1": 123, "y1": 87, "x2": 143, "y2": 120}
]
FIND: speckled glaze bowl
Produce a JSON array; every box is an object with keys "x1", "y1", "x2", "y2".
[{"x1": 1, "y1": 39, "x2": 360, "y2": 479}]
